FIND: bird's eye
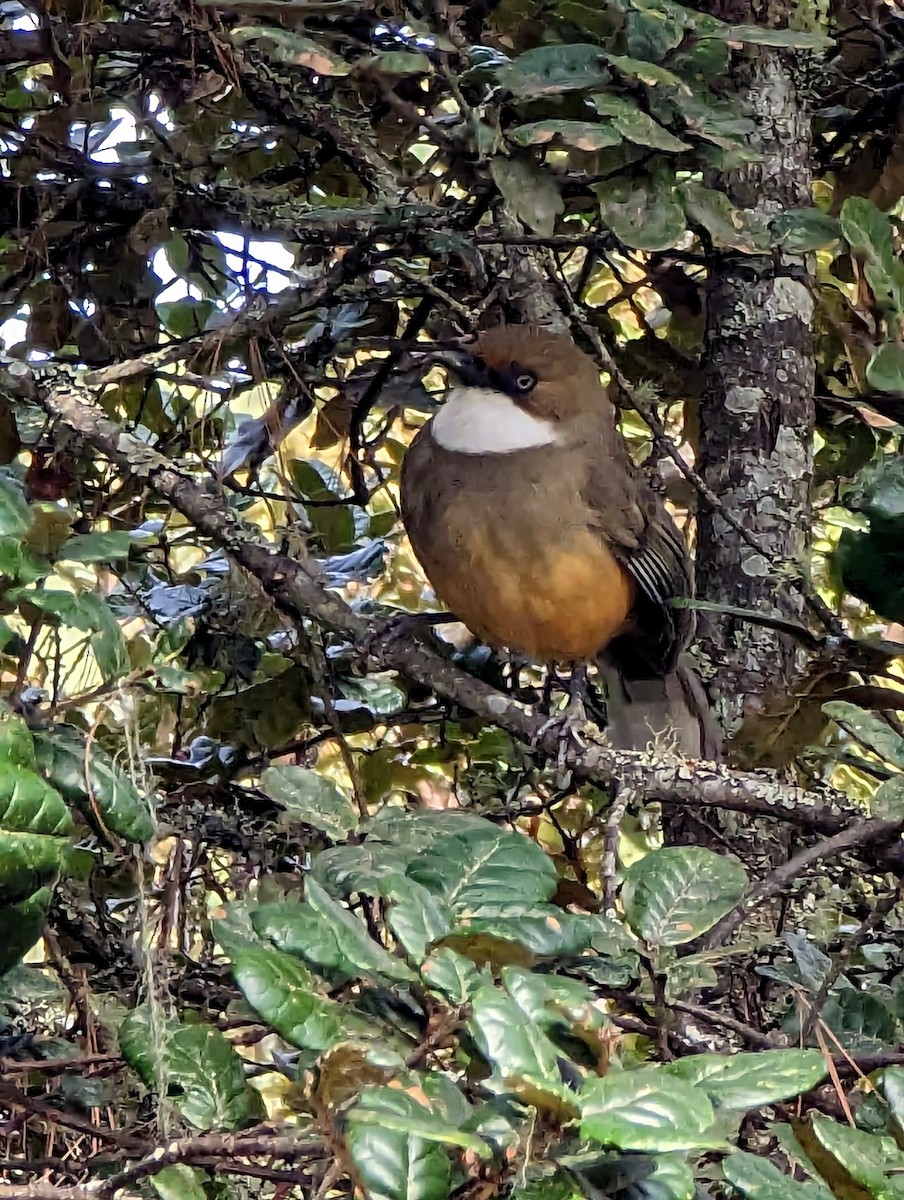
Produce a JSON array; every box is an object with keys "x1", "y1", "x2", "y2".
[{"x1": 513, "y1": 371, "x2": 536, "y2": 394}]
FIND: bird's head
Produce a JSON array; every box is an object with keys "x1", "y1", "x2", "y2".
[{"x1": 429, "y1": 326, "x2": 609, "y2": 455}]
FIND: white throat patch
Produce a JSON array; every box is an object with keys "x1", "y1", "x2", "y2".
[{"x1": 431, "y1": 387, "x2": 560, "y2": 455}]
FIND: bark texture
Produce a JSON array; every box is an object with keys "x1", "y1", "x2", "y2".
[{"x1": 695, "y1": 50, "x2": 816, "y2": 733}]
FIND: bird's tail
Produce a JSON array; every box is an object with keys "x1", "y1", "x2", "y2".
[{"x1": 596, "y1": 656, "x2": 721, "y2": 760}]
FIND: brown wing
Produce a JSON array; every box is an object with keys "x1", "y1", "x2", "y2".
[{"x1": 582, "y1": 460, "x2": 694, "y2": 678}]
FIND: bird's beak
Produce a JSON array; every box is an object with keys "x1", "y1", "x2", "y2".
[{"x1": 431, "y1": 349, "x2": 493, "y2": 389}]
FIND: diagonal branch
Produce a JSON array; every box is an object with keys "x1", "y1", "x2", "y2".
[{"x1": 8, "y1": 362, "x2": 897, "y2": 887}]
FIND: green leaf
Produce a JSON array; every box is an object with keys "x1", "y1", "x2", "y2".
[
  {"x1": 120, "y1": 1006, "x2": 263, "y2": 1130},
  {"x1": 151, "y1": 1165, "x2": 209, "y2": 1200},
  {"x1": 19, "y1": 589, "x2": 129, "y2": 678},
  {"x1": 680, "y1": 181, "x2": 765, "y2": 251},
  {"x1": 596, "y1": 174, "x2": 686, "y2": 251},
  {"x1": 464, "y1": 910, "x2": 619, "y2": 958},
  {"x1": 823, "y1": 702, "x2": 904, "y2": 769},
  {"x1": 0, "y1": 760, "x2": 72, "y2": 837},
  {"x1": 232, "y1": 945, "x2": 372, "y2": 1051},
  {"x1": 661, "y1": 1050, "x2": 826, "y2": 1109},
  {"x1": 592, "y1": 95, "x2": 689, "y2": 152},
  {"x1": 880, "y1": 1067, "x2": 904, "y2": 1142},
  {"x1": 605, "y1": 51, "x2": 689, "y2": 90},
  {"x1": 261, "y1": 764, "x2": 359, "y2": 839},
  {"x1": 347, "y1": 1085, "x2": 488, "y2": 1153},
  {"x1": 0, "y1": 757, "x2": 72, "y2": 905},
  {"x1": 252, "y1": 899, "x2": 360, "y2": 983},
  {"x1": 723, "y1": 1151, "x2": 833, "y2": 1200},
  {"x1": 497, "y1": 43, "x2": 610, "y2": 96},
  {"x1": 0, "y1": 885, "x2": 52, "y2": 977},
  {"x1": 867, "y1": 343, "x2": 904, "y2": 394},
  {"x1": 807, "y1": 1112, "x2": 904, "y2": 1194},
  {"x1": 840, "y1": 198, "x2": 904, "y2": 319},
  {"x1": 580, "y1": 1070, "x2": 722, "y2": 1152},
  {"x1": 0, "y1": 712, "x2": 36, "y2": 770},
  {"x1": 510, "y1": 120, "x2": 622, "y2": 152},
  {"x1": 624, "y1": 8, "x2": 685, "y2": 60},
  {"x1": 406, "y1": 823, "x2": 558, "y2": 915},
  {"x1": 419, "y1": 947, "x2": 484, "y2": 1004},
  {"x1": 33, "y1": 725, "x2": 154, "y2": 845},
  {"x1": 303, "y1": 878, "x2": 416, "y2": 981},
  {"x1": 871, "y1": 775, "x2": 904, "y2": 819},
  {"x1": 345, "y1": 1118, "x2": 453, "y2": 1200},
  {"x1": 360, "y1": 50, "x2": 432, "y2": 76},
  {"x1": 490, "y1": 156, "x2": 564, "y2": 237},
  {"x1": 622, "y1": 847, "x2": 748, "y2": 946},
  {"x1": 0, "y1": 475, "x2": 31, "y2": 537},
  {"x1": 232, "y1": 25, "x2": 351, "y2": 73},
  {"x1": 311, "y1": 841, "x2": 411, "y2": 897},
  {"x1": 469, "y1": 982, "x2": 574, "y2": 1108},
  {"x1": 59, "y1": 531, "x2": 144, "y2": 562},
  {"x1": 155, "y1": 297, "x2": 216, "y2": 338},
  {"x1": 709, "y1": 24, "x2": 832, "y2": 49},
  {"x1": 386, "y1": 880, "x2": 454, "y2": 960},
  {"x1": 772, "y1": 209, "x2": 842, "y2": 253}
]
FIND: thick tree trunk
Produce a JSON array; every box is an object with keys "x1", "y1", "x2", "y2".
[{"x1": 695, "y1": 50, "x2": 816, "y2": 735}]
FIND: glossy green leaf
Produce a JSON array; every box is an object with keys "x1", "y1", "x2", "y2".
[
  {"x1": 823, "y1": 702, "x2": 904, "y2": 769},
  {"x1": 680, "y1": 181, "x2": 765, "y2": 251},
  {"x1": 580, "y1": 1070, "x2": 722, "y2": 1152},
  {"x1": 510, "y1": 120, "x2": 622, "y2": 152},
  {"x1": 469, "y1": 982, "x2": 573, "y2": 1107},
  {"x1": 19, "y1": 589, "x2": 129, "y2": 678},
  {"x1": 0, "y1": 712, "x2": 36, "y2": 770},
  {"x1": 710, "y1": 24, "x2": 832, "y2": 49},
  {"x1": 596, "y1": 174, "x2": 686, "y2": 251},
  {"x1": 151, "y1": 1165, "x2": 209, "y2": 1200},
  {"x1": 661, "y1": 1050, "x2": 826, "y2": 1109},
  {"x1": 406, "y1": 822, "x2": 558, "y2": 915},
  {"x1": 419, "y1": 947, "x2": 484, "y2": 1004},
  {"x1": 361, "y1": 51, "x2": 431, "y2": 76},
  {"x1": 0, "y1": 885, "x2": 52, "y2": 977},
  {"x1": 497, "y1": 43, "x2": 610, "y2": 96},
  {"x1": 0, "y1": 760, "x2": 72, "y2": 838},
  {"x1": 345, "y1": 1118, "x2": 453, "y2": 1200},
  {"x1": 0, "y1": 475, "x2": 31, "y2": 537},
  {"x1": 59, "y1": 531, "x2": 142, "y2": 562},
  {"x1": 386, "y1": 880, "x2": 454, "y2": 960},
  {"x1": 807, "y1": 1112, "x2": 904, "y2": 1195},
  {"x1": 303, "y1": 878, "x2": 416, "y2": 981},
  {"x1": 33, "y1": 725, "x2": 154, "y2": 845},
  {"x1": 347, "y1": 1085, "x2": 488, "y2": 1153},
  {"x1": 261, "y1": 764, "x2": 359, "y2": 838},
  {"x1": 490, "y1": 156, "x2": 564, "y2": 237},
  {"x1": 622, "y1": 847, "x2": 747, "y2": 946},
  {"x1": 593, "y1": 94, "x2": 690, "y2": 151},
  {"x1": 252, "y1": 898, "x2": 360, "y2": 982},
  {"x1": 723, "y1": 1151, "x2": 833, "y2": 1200},
  {"x1": 120, "y1": 1006, "x2": 263, "y2": 1130},
  {"x1": 880, "y1": 1068, "x2": 904, "y2": 1142},
  {"x1": 232, "y1": 945, "x2": 371, "y2": 1051},
  {"x1": 772, "y1": 208, "x2": 842, "y2": 252},
  {"x1": 866, "y1": 343, "x2": 904, "y2": 394},
  {"x1": 840, "y1": 198, "x2": 904, "y2": 319}
]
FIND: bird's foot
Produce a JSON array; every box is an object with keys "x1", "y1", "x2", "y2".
[
  {"x1": 534, "y1": 666, "x2": 599, "y2": 781},
  {"x1": 357, "y1": 610, "x2": 459, "y2": 666}
]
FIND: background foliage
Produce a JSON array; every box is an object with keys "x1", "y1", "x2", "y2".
[{"x1": 4, "y1": 0, "x2": 904, "y2": 1197}]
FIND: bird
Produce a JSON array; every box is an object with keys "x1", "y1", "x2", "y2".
[{"x1": 399, "y1": 324, "x2": 719, "y2": 758}]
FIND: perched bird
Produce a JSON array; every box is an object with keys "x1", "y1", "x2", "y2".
[{"x1": 400, "y1": 325, "x2": 718, "y2": 757}]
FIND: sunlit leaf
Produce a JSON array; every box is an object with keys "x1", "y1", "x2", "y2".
[{"x1": 622, "y1": 847, "x2": 747, "y2": 946}]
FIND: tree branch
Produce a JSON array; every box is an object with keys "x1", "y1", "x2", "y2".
[{"x1": 9, "y1": 360, "x2": 886, "y2": 864}]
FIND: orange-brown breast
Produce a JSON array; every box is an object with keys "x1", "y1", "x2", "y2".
[{"x1": 400, "y1": 430, "x2": 638, "y2": 663}]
